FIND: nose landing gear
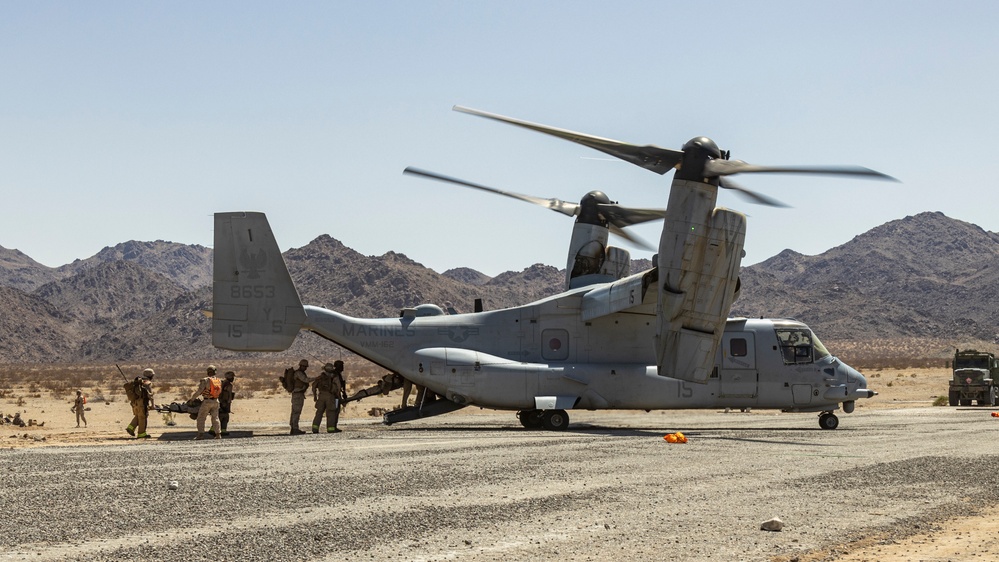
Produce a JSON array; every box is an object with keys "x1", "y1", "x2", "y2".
[{"x1": 818, "y1": 411, "x2": 839, "y2": 430}]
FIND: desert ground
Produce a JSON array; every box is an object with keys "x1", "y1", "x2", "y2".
[{"x1": 2, "y1": 363, "x2": 998, "y2": 561}]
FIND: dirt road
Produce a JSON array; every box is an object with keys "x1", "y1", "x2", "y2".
[{"x1": 2, "y1": 403, "x2": 998, "y2": 561}]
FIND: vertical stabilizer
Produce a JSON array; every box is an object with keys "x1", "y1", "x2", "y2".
[{"x1": 212, "y1": 212, "x2": 307, "y2": 351}]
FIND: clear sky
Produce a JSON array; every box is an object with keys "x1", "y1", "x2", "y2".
[{"x1": 2, "y1": 1, "x2": 996, "y2": 276}]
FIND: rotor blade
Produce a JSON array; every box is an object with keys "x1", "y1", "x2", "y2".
[
  {"x1": 704, "y1": 159, "x2": 898, "y2": 181},
  {"x1": 718, "y1": 177, "x2": 790, "y2": 208},
  {"x1": 607, "y1": 224, "x2": 656, "y2": 251},
  {"x1": 454, "y1": 106, "x2": 684, "y2": 175},
  {"x1": 403, "y1": 167, "x2": 579, "y2": 217},
  {"x1": 597, "y1": 203, "x2": 667, "y2": 228}
]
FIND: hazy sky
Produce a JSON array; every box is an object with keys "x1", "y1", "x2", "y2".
[{"x1": 2, "y1": 2, "x2": 996, "y2": 276}]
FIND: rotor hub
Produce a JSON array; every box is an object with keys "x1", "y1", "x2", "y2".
[
  {"x1": 577, "y1": 190, "x2": 611, "y2": 226},
  {"x1": 676, "y1": 137, "x2": 723, "y2": 183}
]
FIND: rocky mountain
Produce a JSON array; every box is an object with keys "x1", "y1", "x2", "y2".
[
  {"x1": 1, "y1": 211, "x2": 997, "y2": 364},
  {"x1": 35, "y1": 260, "x2": 187, "y2": 331},
  {"x1": 0, "y1": 246, "x2": 59, "y2": 293},
  {"x1": 442, "y1": 267, "x2": 492, "y2": 286},
  {"x1": 0, "y1": 240, "x2": 212, "y2": 294},
  {"x1": 0, "y1": 286, "x2": 79, "y2": 360},
  {"x1": 58, "y1": 240, "x2": 213, "y2": 291},
  {"x1": 732, "y1": 212, "x2": 999, "y2": 359}
]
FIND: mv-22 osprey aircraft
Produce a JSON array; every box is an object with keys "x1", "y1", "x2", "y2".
[{"x1": 212, "y1": 106, "x2": 894, "y2": 430}]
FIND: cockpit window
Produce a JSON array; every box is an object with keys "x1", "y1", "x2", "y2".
[
  {"x1": 775, "y1": 329, "x2": 825, "y2": 365},
  {"x1": 955, "y1": 356, "x2": 990, "y2": 370},
  {"x1": 811, "y1": 332, "x2": 830, "y2": 361}
]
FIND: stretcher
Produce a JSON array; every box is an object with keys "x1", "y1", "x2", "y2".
[{"x1": 154, "y1": 398, "x2": 203, "y2": 419}]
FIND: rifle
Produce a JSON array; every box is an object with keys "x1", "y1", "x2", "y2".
[{"x1": 116, "y1": 364, "x2": 148, "y2": 411}]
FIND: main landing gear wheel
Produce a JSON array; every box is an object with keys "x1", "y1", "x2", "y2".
[
  {"x1": 517, "y1": 409, "x2": 570, "y2": 430},
  {"x1": 542, "y1": 409, "x2": 569, "y2": 431},
  {"x1": 818, "y1": 412, "x2": 839, "y2": 430},
  {"x1": 517, "y1": 409, "x2": 544, "y2": 429}
]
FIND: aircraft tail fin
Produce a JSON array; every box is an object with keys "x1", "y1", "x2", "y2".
[{"x1": 212, "y1": 212, "x2": 307, "y2": 351}]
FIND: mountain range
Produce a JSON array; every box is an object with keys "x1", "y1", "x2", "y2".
[{"x1": 1, "y1": 211, "x2": 995, "y2": 365}]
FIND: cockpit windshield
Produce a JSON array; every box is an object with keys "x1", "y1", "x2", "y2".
[
  {"x1": 775, "y1": 328, "x2": 829, "y2": 365},
  {"x1": 954, "y1": 356, "x2": 990, "y2": 370},
  {"x1": 812, "y1": 331, "x2": 830, "y2": 361}
]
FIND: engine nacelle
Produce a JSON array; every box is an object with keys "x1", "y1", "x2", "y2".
[
  {"x1": 655, "y1": 180, "x2": 746, "y2": 383},
  {"x1": 601, "y1": 246, "x2": 631, "y2": 280}
]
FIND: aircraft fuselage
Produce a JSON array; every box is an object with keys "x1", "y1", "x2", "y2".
[{"x1": 301, "y1": 286, "x2": 871, "y2": 415}]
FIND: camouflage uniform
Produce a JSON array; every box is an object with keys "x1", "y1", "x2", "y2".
[
  {"x1": 312, "y1": 361, "x2": 346, "y2": 433},
  {"x1": 192, "y1": 366, "x2": 221, "y2": 440},
  {"x1": 290, "y1": 360, "x2": 313, "y2": 435},
  {"x1": 218, "y1": 371, "x2": 235, "y2": 435},
  {"x1": 73, "y1": 391, "x2": 87, "y2": 428},
  {"x1": 126, "y1": 368, "x2": 155, "y2": 439}
]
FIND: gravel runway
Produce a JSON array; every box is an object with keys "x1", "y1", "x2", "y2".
[{"x1": 2, "y1": 407, "x2": 998, "y2": 561}]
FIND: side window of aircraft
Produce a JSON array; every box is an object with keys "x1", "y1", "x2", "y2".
[
  {"x1": 775, "y1": 329, "x2": 814, "y2": 365},
  {"x1": 542, "y1": 329, "x2": 570, "y2": 361},
  {"x1": 730, "y1": 338, "x2": 748, "y2": 357}
]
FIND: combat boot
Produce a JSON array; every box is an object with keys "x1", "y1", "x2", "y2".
[
  {"x1": 311, "y1": 425, "x2": 319, "y2": 434},
  {"x1": 125, "y1": 425, "x2": 136, "y2": 436},
  {"x1": 136, "y1": 433, "x2": 151, "y2": 439}
]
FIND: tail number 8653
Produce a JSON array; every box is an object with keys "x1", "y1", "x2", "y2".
[{"x1": 230, "y1": 285, "x2": 276, "y2": 299}]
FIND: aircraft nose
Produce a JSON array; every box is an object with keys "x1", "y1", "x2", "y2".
[{"x1": 844, "y1": 362, "x2": 878, "y2": 399}]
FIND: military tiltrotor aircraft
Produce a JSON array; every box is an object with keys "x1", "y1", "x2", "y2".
[{"x1": 212, "y1": 107, "x2": 895, "y2": 430}]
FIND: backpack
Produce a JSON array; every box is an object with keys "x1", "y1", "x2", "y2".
[
  {"x1": 317, "y1": 373, "x2": 333, "y2": 393},
  {"x1": 206, "y1": 377, "x2": 222, "y2": 399},
  {"x1": 123, "y1": 379, "x2": 141, "y2": 402},
  {"x1": 279, "y1": 368, "x2": 295, "y2": 393}
]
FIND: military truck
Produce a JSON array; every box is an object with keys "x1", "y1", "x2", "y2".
[{"x1": 948, "y1": 349, "x2": 998, "y2": 406}]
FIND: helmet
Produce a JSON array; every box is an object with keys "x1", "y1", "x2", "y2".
[
  {"x1": 224, "y1": 371, "x2": 235, "y2": 380},
  {"x1": 142, "y1": 368, "x2": 155, "y2": 378},
  {"x1": 323, "y1": 363, "x2": 335, "y2": 373},
  {"x1": 207, "y1": 365, "x2": 217, "y2": 373},
  {"x1": 299, "y1": 359, "x2": 309, "y2": 368},
  {"x1": 333, "y1": 360, "x2": 344, "y2": 371}
]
